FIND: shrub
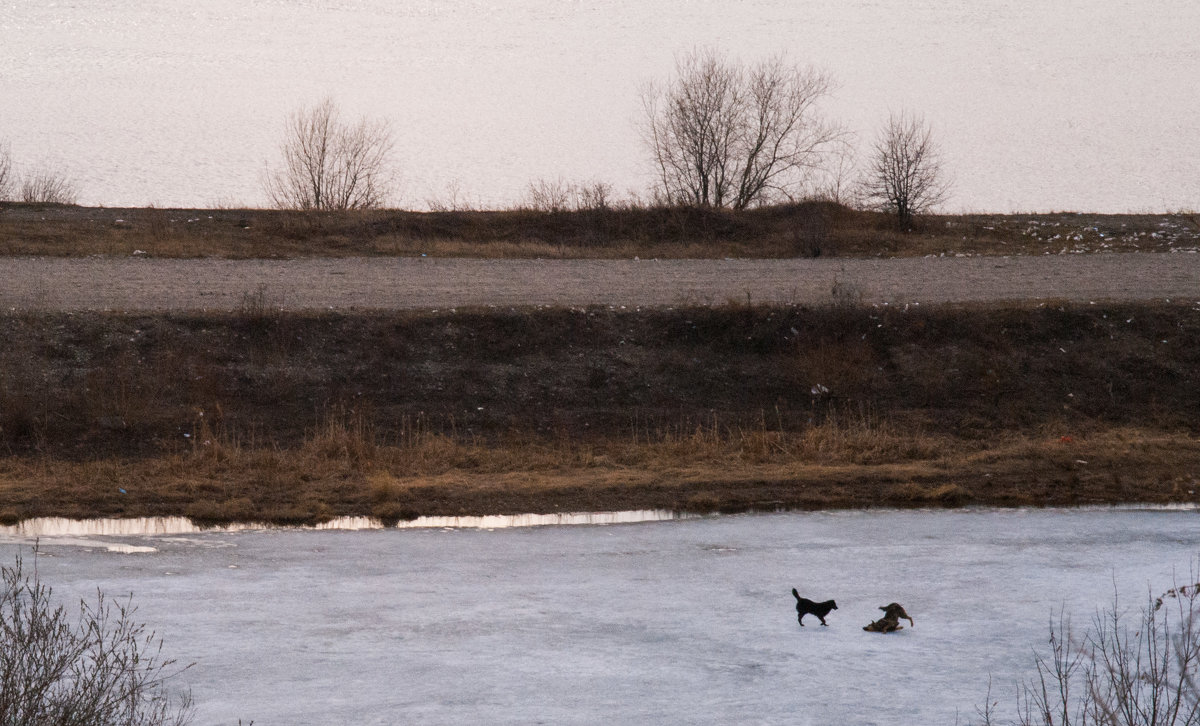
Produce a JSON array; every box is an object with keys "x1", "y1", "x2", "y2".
[
  {"x1": 0, "y1": 553, "x2": 194, "y2": 725},
  {"x1": 522, "y1": 178, "x2": 615, "y2": 212},
  {"x1": 263, "y1": 98, "x2": 394, "y2": 211},
  {"x1": 972, "y1": 583, "x2": 1200, "y2": 725},
  {"x1": 19, "y1": 167, "x2": 79, "y2": 204},
  {"x1": 0, "y1": 142, "x2": 13, "y2": 200}
]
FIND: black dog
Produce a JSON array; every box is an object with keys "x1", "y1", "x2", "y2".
[{"x1": 792, "y1": 588, "x2": 837, "y2": 626}]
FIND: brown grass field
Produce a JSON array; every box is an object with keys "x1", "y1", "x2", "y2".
[
  {"x1": 2, "y1": 201, "x2": 1198, "y2": 259},
  {"x1": 2, "y1": 299, "x2": 1199, "y2": 525}
]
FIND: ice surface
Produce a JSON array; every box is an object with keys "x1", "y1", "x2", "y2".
[
  {"x1": 4, "y1": 507, "x2": 1200, "y2": 725},
  {"x1": 0, "y1": 516, "x2": 379, "y2": 539},
  {"x1": 0, "y1": 510, "x2": 680, "y2": 540}
]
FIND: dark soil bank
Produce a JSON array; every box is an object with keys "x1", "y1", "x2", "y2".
[{"x1": 2, "y1": 302, "x2": 1198, "y2": 458}]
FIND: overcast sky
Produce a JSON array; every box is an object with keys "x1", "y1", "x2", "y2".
[{"x1": 2, "y1": 0, "x2": 1197, "y2": 211}]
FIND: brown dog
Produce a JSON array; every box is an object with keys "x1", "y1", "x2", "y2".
[{"x1": 863, "y1": 603, "x2": 914, "y2": 633}]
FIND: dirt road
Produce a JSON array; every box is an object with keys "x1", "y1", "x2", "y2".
[{"x1": 2, "y1": 253, "x2": 1199, "y2": 311}]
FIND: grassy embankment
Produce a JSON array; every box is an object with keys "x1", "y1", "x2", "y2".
[
  {"x1": 2, "y1": 301, "x2": 1199, "y2": 525},
  {"x1": 2, "y1": 201, "x2": 1199, "y2": 524},
  {"x1": 1, "y1": 200, "x2": 1198, "y2": 258}
]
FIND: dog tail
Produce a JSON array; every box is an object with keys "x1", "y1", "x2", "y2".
[{"x1": 792, "y1": 588, "x2": 800, "y2": 600}]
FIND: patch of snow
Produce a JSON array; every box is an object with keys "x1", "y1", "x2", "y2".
[{"x1": 0, "y1": 511, "x2": 686, "y2": 541}]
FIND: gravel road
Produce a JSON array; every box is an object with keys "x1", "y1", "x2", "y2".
[{"x1": 2, "y1": 253, "x2": 1199, "y2": 311}]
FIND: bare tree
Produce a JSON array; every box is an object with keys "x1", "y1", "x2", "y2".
[
  {"x1": 810, "y1": 138, "x2": 860, "y2": 207},
  {"x1": 264, "y1": 98, "x2": 395, "y2": 210},
  {"x1": 1, "y1": 553, "x2": 194, "y2": 725},
  {"x1": 970, "y1": 584, "x2": 1200, "y2": 726},
  {"x1": 0, "y1": 142, "x2": 13, "y2": 200},
  {"x1": 19, "y1": 166, "x2": 79, "y2": 204},
  {"x1": 862, "y1": 110, "x2": 949, "y2": 229},
  {"x1": 641, "y1": 48, "x2": 840, "y2": 210}
]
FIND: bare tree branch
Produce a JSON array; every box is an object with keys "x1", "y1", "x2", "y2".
[
  {"x1": 862, "y1": 110, "x2": 950, "y2": 229},
  {"x1": 0, "y1": 142, "x2": 14, "y2": 201},
  {"x1": 1, "y1": 552, "x2": 194, "y2": 725},
  {"x1": 641, "y1": 48, "x2": 840, "y2": 210},
  {"x1": 18, "y1": 165, "x2": 79, "y2": 205},
  {"x1": 974, "y1": 581, "x2": 1200, "y2": 725},
  {"x1": 522, "y1": 177, "x2": 615, "y2": 212},
  {"x1": 264, "y1": 98, "x2": 395, "y2": 211}
]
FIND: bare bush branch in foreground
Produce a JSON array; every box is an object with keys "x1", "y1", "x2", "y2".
[
  {"x1": 970, "y1": 584, "x2": 1200, "y2": 726},
  {"x1": 264, "y1": 98, "x2": 395, "y2": 210},
  {"x1": 0, "y1": 553, "x2": 194, "y2": 726}
]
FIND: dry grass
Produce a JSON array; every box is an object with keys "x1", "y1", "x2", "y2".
[
  {"x1": 2, "y1": 201, "x2": 1196, "y2": 259},
  {"x1": 2, "y1": 301, "x2": 1200, "y2": 524},
  {"x1": 4, "y1": 301, "x2": 1200, "y2": 454},
  {"x1": 1, "y1": 425, "x2": 1197, "y2": 526}
]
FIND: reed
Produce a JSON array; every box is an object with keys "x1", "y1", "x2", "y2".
[{"x1": 1, "y1": 426, "x2": 1197, "y2": 526}]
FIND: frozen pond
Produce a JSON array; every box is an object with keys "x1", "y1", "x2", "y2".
[{"x1": 4, "y1": 507, "x2": 1200, "y2": 725}]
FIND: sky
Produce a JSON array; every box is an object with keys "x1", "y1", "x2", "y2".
[{"x1": 1, "y1": 0, "x2": 1197, "y2": 212}]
